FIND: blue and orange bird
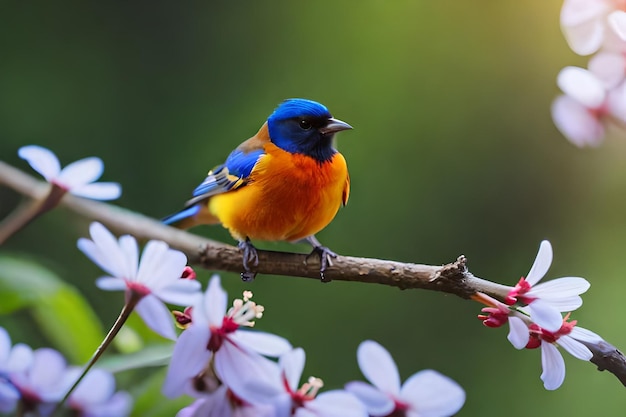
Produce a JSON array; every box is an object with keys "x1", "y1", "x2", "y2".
[{"x1": 163, "y1": 98, "x2": 352, "y2": 281}]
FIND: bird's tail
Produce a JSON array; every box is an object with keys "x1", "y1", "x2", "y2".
[{"x1": 162, "y1": 204, "x2": 203, "y2": 229}]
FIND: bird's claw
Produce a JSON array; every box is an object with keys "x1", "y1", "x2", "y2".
[
  {"x1": 306, "y1": 246, "x2": 337, "y2": 283},
  {"x1": 238, "y1": 239, "x2": 259, "y2": 282}
]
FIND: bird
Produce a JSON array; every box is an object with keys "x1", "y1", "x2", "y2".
[{"x1": 163, "y1": 98, "x2": 352, "y2": 281}]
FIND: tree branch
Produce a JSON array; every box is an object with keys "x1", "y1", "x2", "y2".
[{"x1": 1, "y1": 159, "x2": 625, "y2": 387}]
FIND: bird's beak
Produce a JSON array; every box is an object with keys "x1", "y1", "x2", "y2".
[{"x1": 319, "y1": 118, "x2": 353, "y2": 135}]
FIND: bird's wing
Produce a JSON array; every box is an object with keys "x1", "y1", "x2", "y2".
[
  {"x1": 342, "y1": 173, "x2": 350, "y2": 206},
  {"x1": 183, "y1": 130, "x2": 270, "y2": 207},
  {"x1": 183, "y1": 149, "x2": 264, "y2": 207}
]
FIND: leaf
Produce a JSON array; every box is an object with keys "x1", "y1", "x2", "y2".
[
  {"x1": 0, "y1": 254, "x2": 104, "y2": 363},
  {"x1": 98, "y1": 343, "x2": 174, "y2": 374}
]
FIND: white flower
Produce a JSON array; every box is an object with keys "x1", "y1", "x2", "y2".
[
  {"x1": 345, "y1": 341, "x2": 464, "y2": 417},
  {"x1": 506, "y1": 240, "x2": 590, "y2": 332},
  {"x1": 18, "y1": 145, "x2": 121, "y2": 200},
  {"x1": 65, "y1": 367, "x2": 133, "y2": 417},
  {"x1": 78, "y1": 222, "x2": 201, "y2": 340},
  {"x1": 162, "y1": 275, "x2": 291, "y2": 400},
  {"x1": 552, "y1": 67, "x2": 610, "y2": 147},
  {"x1": 560, "y1": 0, "x2": 626, "y2": 55},
  {"x1": 507, "y1": 315, "x2": 604, "y2": 390}
]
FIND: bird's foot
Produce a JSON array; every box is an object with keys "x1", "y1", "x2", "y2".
[
  {"x1": 306, "y1": 245, "x2": 337, "y2": 283},
  {"x1": 238, "y1": 239, "x2": 258, "y2": 282}
]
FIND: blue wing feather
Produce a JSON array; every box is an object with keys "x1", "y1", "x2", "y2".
[
  {"x1": 162, "y1": 205, "x2": 202, "y2": 226},
  {"x1": 190, "y1": 148, "x2": 264, "y2": 199}
]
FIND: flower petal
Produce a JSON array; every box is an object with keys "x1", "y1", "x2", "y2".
[
  {"x1": 557, "y1": 67, "x2": 606, "y2": 108},
  {"x1": 279, "y1": 348, "x2": 305, "y2": 391},
  {"x1": 71, "y1": 182, "x2": 122, "y2": 201},
  {"x1": 570, "y1": 326, "x2": 604, "y2": 343},
  {"x1": 69, "y1": 368, "x2": 115, "y2": 406},
  {"x1": 18, "y1": 145, "x2": 61, "y2": 181},
  {"x1": 57, "y1": 157, "x2": 104, "y2": 189},
  {"x1": 30, "y1": 348, "x2": 67, "y2": 401},
  {"x1": 540, "y1": 342, "x2": 566, "y2": 390},
  {"x1": 560, "y1": 0, "x2": 608, "y2": 55},
  {"x1": 95, "y1": 277, "x2": 126, "y2": 292},
  {"x1": 356, "y1": 340, "x2": 401, "y2": 395},
  {"x1": 147, "y1": 249, "x2": 188, "y2": 289},
  {"x1": 202, "y1": 276, "x2": 228, "y2": 328},
  {"x1": 7, "y1": 343, "x2": 33, "y2": 373},
  {"x1": 525, "y1": 241, "x2": 553, "y2": 286},
  {"x1": 153, "y1": 279, "x2": 202, "y2": 306},
  {"x1": 528, "y1": 296, "x2": 582, "y2": 312},
  {"x1": 608, "y1": 82, "x2": 626, "y2": 124},
  {"x1": 608, "y1": 10, "x2": 626, "y2": 41},
  {"x1": 507, "y1": 316, "x2": 530, "y2": 349},
  {"x1": 344, "y1": 381, "x2": 394, "y2": 417},
  {"x1": 551, "y1": 95, "x2": 604, "y2": 147},
  {"x1": 0, "y1": 383, "x2": 19, "y2": 413},
  {"x1": 560, "y1": 0, "x2": 608, "y2": 27},
  {"x1": 89, "y1": 390, "x2": 133, "y2": 417},
  {"x1": 230, "y1": 330, "x2": 292, "y2": 358},
  {"x1": 588, "y1": 52, "x2": 626, "y2": 89},
  {"x1": 118, "y1": 235, "x2": 139, "y2": 281},
  {"x1": 401, "y1": 370, "x2": 465, "y2": 417},
  {"x1": 162, "y1": 325, "x2": 212, "y2": 398},
  {"x1": 215, "y1": 344, "x2": 282, "y2": 406},
  {"x1": 528, "y1": 299, "x2": 564, "y2": 332},
  {"x1": 135, "y1": 241, "x2": 170, "y2": 285},
  {"x1": 527, "y1": 277, "x2": 590, "y2": 299},
  {"x1": 303, "y1": 390, "x2": 368, "y2": 417},
  {"x1": 0, "y1": 328, "x2": 11, "y2": 365},
  {"x1": 78, "y1": 222, "x2": 128, "y2": 279},
  {"x1": 558, "y1": 336, "x2": 592, "y2": 361},
  {"x1": 135, "y1": 295, "x2": 177, "y2": 340}
]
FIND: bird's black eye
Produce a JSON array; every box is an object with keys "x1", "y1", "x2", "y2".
[{"x1": 299, "y1": 119, "x2": 312, "y2": 130}]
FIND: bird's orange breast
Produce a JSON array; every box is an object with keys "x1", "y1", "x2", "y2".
[{"x1": 208, "y1": 142, "x2": 349, "y2": 242}]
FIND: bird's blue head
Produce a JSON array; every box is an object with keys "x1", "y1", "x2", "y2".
[{"x1": 267, "y1": 98, "x2": 352, "y2": 163}]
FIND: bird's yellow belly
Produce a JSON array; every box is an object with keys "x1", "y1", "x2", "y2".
[{"x1": 208, "y1": 152, "x2": 347, "y2": 242}]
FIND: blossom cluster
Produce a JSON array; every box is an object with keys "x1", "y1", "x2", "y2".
[
  {"x1": 0, "y1": 326, "x2": 132, "y2": 416},
  {"x1": 76, "y1": 222, "x2": 466, "y2": 417},
  {"x1": 553, "y1": 0, "x2": 626, "y2": 146},
  {"x1": 476, "y1": 240, "x2": 604, "y2": 390},
  {"x1": 163, "y1": 275, "x2": 466, "y2": 417}
]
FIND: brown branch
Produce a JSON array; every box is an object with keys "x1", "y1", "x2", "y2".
[{"x1": 0, "y1": 159, "x2": 624, "y2": 387}]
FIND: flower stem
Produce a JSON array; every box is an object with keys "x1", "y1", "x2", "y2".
[
  {"x1": 52, "y1": 293, "x2": 141, "y2": 415},
  {"x1": 0, "y1": 185, "x2": 66, "y2": 245}
]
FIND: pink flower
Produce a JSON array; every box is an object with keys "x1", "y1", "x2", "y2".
[
  {"x1": 552, "y1": 66, "x2": 617, "y2": 147},
  {"x1": 560, "y1": 0, "x2": 626, "y2": 55},
  {"x1": 505, "y1": 240, "x2": 590, "y2": 332},
  {"x1": 508, "y1": 314, "x2": 603, "y2": 390},
  {"x1": 18, "y1": 145, "x2": 121, "y2": 200},
  {"x1": 162, "y1": 276, "x2": 291, "y2": 401},
  {"x1": 78, "y1": 222, "x2": 201, "y2": 340},
  {"x1": 345, "y1": 341, "x2": 464, "y2": 417}
]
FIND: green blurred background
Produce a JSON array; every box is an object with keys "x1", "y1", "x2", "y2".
[{"x1": 2, "y1": 0, "x2": 626, "y2": 416}]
